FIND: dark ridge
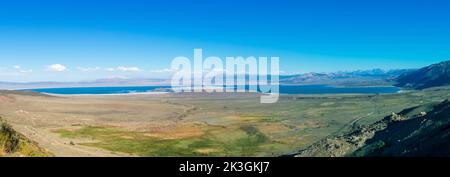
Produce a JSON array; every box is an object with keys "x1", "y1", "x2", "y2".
[
  {"x1": 395, "y1": 60, "x2": 450, "y2": 89},
  {"x1": 293, "y1": 99, "x2": 450, "y2": 157}
]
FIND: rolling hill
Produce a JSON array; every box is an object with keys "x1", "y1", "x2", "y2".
[
  {"x1": 293, "y1": 99, "x2": 450, "y2": 157},
  {"x1": 0, "y1": 117, "x2": 52, "y2": 157},
  {"x1": 395, "y1": 60, "x2": 450, "y2": 89}
]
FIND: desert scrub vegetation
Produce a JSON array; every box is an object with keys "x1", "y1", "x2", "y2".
[
  {"x1": 0, "y1": 117, "x2": 52, "y2": 157},
  {"x1": 0, "y1": 120, "x2": 19, "y2": 153}
]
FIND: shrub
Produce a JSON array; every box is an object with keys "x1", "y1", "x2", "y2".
[{"x1": 0, "y1": 118, "x2": 20, "y2": 153}]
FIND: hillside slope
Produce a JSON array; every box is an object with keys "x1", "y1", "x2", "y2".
[
  {"x1": 396, "y1": 61, "x2": 450, "y2": 89},
  {"x1": 294, "y1": 99, "x2": 450, "y2": 157},
  {"x1": 0, "y1": 117, "x2": 52, "y2": 157}
]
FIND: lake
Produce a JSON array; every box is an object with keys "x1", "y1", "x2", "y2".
[{"x1": 26, "y1": 85, "x2": 400, "y2": 95}]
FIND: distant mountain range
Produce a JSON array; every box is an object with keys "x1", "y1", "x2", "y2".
[
  {"x1": 282, "y1": 60, "x2": 450, "y2": 89},
  {"x1": 395, "y1": 60, "x2": 450, "y2": 89},
  {"x1": 3, "y1": 60, "x2": 450, "y2": 90},
  {"x1": 280, "y1": 69, "x2": 414, "y2": 86}
]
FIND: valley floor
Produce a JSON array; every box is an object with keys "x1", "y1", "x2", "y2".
[{"x1": 0, "y1": 87, "x2": 449, "y2": 157}]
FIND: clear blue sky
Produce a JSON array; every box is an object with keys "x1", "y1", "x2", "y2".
[{"x1": 0, "y1": 0, "x2": 449, "y2": 82}]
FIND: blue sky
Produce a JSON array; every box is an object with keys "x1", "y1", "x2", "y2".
[{"x1": 0, "y1": 0, "x2": 450, "y2": 82}]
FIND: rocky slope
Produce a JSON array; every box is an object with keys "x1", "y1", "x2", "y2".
[
  {"x1": 396, "y1": 60, "x2": 450, "y2": 89},
  {"x1": 0, "y1": 117, "x2": 52, "y2": 157},
  {"x1": 294, "y1": 99, "x2": 450, "y2": 157}
]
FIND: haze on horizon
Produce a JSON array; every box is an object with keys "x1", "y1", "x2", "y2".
[{"x1": 1, "y1": 0, "x2": 450, "y2": 82}]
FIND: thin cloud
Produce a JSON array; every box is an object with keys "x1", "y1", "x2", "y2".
[
  {"x1": 77, "y1": 67, "x2": 100, "y2": 72},
  {"x1": 12, "y1": 65, "x2": 32, "y2": 74},
  {"x1": 150, "y1": 68, "x2": 177, "y2": 73},
  {"x1": 106, "y1": 66, "x2": 143, "y2": 72},
  {"x1": 47, "y1": 64, "x2": 67, "y2": 72},
  {"x1": 18, "y1": 69, "x2": 33, "y2": 73}
]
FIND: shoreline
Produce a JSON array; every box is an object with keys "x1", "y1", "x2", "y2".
[
  {"x1": 12, "y1": 84, "x2": 402, "y2": 97},
  {"x1": 42, "y1": 91, "x2": 171, "y2": 97}
]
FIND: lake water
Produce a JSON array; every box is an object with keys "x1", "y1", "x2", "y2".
[{"x1": 26, "y1": 85, "x2": 400, "y2": 95}]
